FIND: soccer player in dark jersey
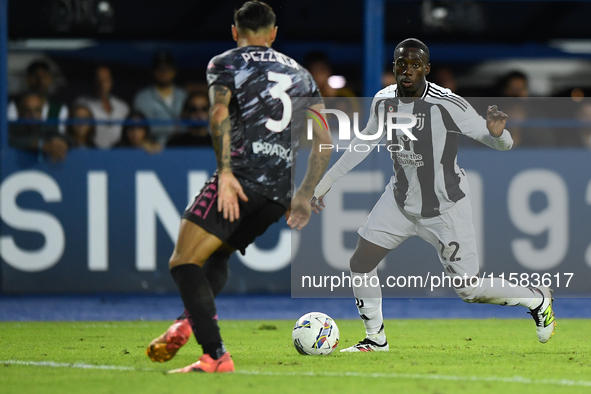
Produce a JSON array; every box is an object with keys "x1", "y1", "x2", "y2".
[
  {"x1": 312, "y1": 38, "x2": 555, "y2": 352},
  {"x1": 146, "y1": 1, "x2": 331, "y2": 373}
]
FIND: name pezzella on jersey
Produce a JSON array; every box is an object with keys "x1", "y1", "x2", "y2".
[{"x1": 240, "y1": 50, "x2": 300, "y2": 70}]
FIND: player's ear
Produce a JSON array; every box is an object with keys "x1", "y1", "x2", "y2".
[
  {"x1": 231, "y1": 25, "x2": 239, "y2": 42},
  {"x1": 425, "y1": 63, "x2": 431, "y2": 76},
  {"x1": 269, "y1": 26, "x2": 278, "y2": 44}
]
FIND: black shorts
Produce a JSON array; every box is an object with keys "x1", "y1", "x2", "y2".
[{"x1": 182, "y1": 175, "x2": 287, "y2": 255}]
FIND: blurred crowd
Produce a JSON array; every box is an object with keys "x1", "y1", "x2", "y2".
[
  {"x1": 433, "y1": 69, "x2": 591, "y2": 149},
  {"x1": 7, "y1": 51, "x2": 591, "y2": 161},
  {"x1": 8, "y1": 51, "x2": 212, "y2": 161}
]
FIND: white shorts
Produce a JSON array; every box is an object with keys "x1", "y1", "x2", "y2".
[{"x1": 358, "y1": 181, "x2": 479, "y2": 278}]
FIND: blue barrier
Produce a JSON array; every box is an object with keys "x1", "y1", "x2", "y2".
[
  {"x1": 2, "y1": 295, "x2": 591, "y2": 321},
  {"x1": 0, "y1": 147, "x2": 292, "y2": 294},
  {"x1": 292, "y1": 148, "x2": 591, "y2": 297},
  {"x1": 1, "y1": 147, "x2": 590, "y2": 296}
]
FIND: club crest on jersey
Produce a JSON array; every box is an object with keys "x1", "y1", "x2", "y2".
[{"x1": 414, "y1": 113, "x2": 426, "y2": 131}]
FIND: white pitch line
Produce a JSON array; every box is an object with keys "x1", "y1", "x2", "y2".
[
  {"x1": 0, "y1": 360, "x2": 158, "y2": 372},
  {"x1": 2, "y1": 360, "x2": 591, "y2": 387}
]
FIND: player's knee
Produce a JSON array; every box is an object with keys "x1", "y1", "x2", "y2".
[
  {"x1": 168, "y1": 256, "x2": 183, "y2": 270},
  {"x1": 349, "y1": 255, "x2": 361, "y2": 272},
  {"x1": 349, "y1": 254, "x2": 371, "y2": 274},
  {"x1": 168, "y1": 253, "x2": 205, "y2": 269},
  {"x1": 454, "y1": 285, "x2": 480, "y2": 303},
  {"x1": 350, "y1": 253, "x2": 383, "y2": 274}
]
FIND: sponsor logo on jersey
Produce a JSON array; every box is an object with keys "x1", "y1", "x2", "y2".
[
  {"x1": 252, "y1": 141, "x2": 291, "y2": 162},
  {"x1": 396, "y1": 151, "x2": 424, "y2": 167}
]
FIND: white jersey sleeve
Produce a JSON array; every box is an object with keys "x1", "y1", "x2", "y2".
[
  {"x1": 441, "y1": 97, "x2": 513, "y2": 150},
  {"x1": 313, "y1": 94, "x2": 388, "y2": 198},
  {"x1": 325, "y1": 103, "x2": 383, "y2": 180}
]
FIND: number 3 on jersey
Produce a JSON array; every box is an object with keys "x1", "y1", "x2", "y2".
[{"x1": 265, "y1": 71, "x2": 293, "y2": 132}]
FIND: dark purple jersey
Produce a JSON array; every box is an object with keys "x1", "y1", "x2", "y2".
[{"x1": 206, "y1": 45, "x2": 322, "y2": 208}]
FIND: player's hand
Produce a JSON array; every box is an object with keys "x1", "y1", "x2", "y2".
[
  {"x1": 486, "y1": 105, "x2": 508, "y2": 138},
  {"x1": 310, "y1": 194, "x2": 327, "y2": 214},
  {"x1": 217, "y1": 170, "x2": 248, "y2": 222},
  {"x1": 310, "y1": 174, "x2": 334, "y2": 214},
  {"x1": 287, "y1": 192, "x2": 312, "y2": 231}
]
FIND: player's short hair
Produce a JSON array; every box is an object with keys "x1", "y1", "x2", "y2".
[
  {"x1": 26, "y1": 60, "x2": 51, "y2": 76},
  {"x1": 394, "y1": 38, "x2": 430, "y2": 63},
  {"x1": 234, "y1": 1, "x2": 276, "y2": 33}
]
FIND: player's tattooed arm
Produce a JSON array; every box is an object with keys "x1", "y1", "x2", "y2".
[
  {"x1": 298, "y1": 103, "x2": 332, "y2": 200},
  {"x1": 208, "y1": 85, "x2": 233, "y2": 172},
  {"x1": 208, "y1": 84, "x2": 248, "y2": 222},
  {"x1": 288, "y1": 103, "x2": 332, "y2": 231},
  {"x1": 298, "y1": 153, "x2": 330, "y2": 198}
]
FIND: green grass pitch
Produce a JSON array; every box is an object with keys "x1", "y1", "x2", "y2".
[{"x1": 1, "y1": 319, "x2": 590, "y2": 393}]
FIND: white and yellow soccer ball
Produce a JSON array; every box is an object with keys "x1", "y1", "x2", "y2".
[{"x1": 292, "y1": 312, "x2": 340, "y2": 355}]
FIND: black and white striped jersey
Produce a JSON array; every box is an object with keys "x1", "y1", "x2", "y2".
[{"x1": 325, "y1": 82, "x2": 513, "y2": 218}]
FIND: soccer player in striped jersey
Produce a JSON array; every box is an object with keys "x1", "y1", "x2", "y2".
[{"x1": 312, "y1": 38, "x2": 555, "y2": 352}]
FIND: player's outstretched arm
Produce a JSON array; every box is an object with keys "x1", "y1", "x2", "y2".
[
  {"x1": 310, "y1": 98, "x2": 383, "y2": 214},
  {"x1": 486, "y1": 105, "x2": 509, "y2": 137},
  {"x1": 288, "y1": 103, "x2": 332, "y2": 231},
  {"x1": 209, "y1": 84, "x2": 248, "y2": 223},
  {"x1": 459, "y1": 102, "x2": 513, "y2": 150}
]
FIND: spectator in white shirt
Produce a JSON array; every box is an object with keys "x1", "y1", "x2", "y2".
[{"x1": 76, "y1": 65, "x2": 130, "y2": 149}]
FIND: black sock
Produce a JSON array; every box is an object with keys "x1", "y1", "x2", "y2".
[
  {"x1": 174, "y1": 252, "x2": 230, "y2": 321},
  {"x1": 202, "y1": 342, "x2": 227, "y2": 360},
  {"x1": 203, "y1": 251, "x2": 230, "y2": 297},
  {"x1": 170, "y1": 264, "x2": 225, "y2": 359}
]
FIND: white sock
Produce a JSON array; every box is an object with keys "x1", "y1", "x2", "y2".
[
  {"x1": 459, "y1": 277, "x2": 541, "y2": 309},
  {"x1": 351, "y1": 269, "x2": 385, "y2": 342}
]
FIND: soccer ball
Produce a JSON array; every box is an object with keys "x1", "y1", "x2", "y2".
[{"x1": 292, "y1": 312, "x2": 339, "y2": 355}]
